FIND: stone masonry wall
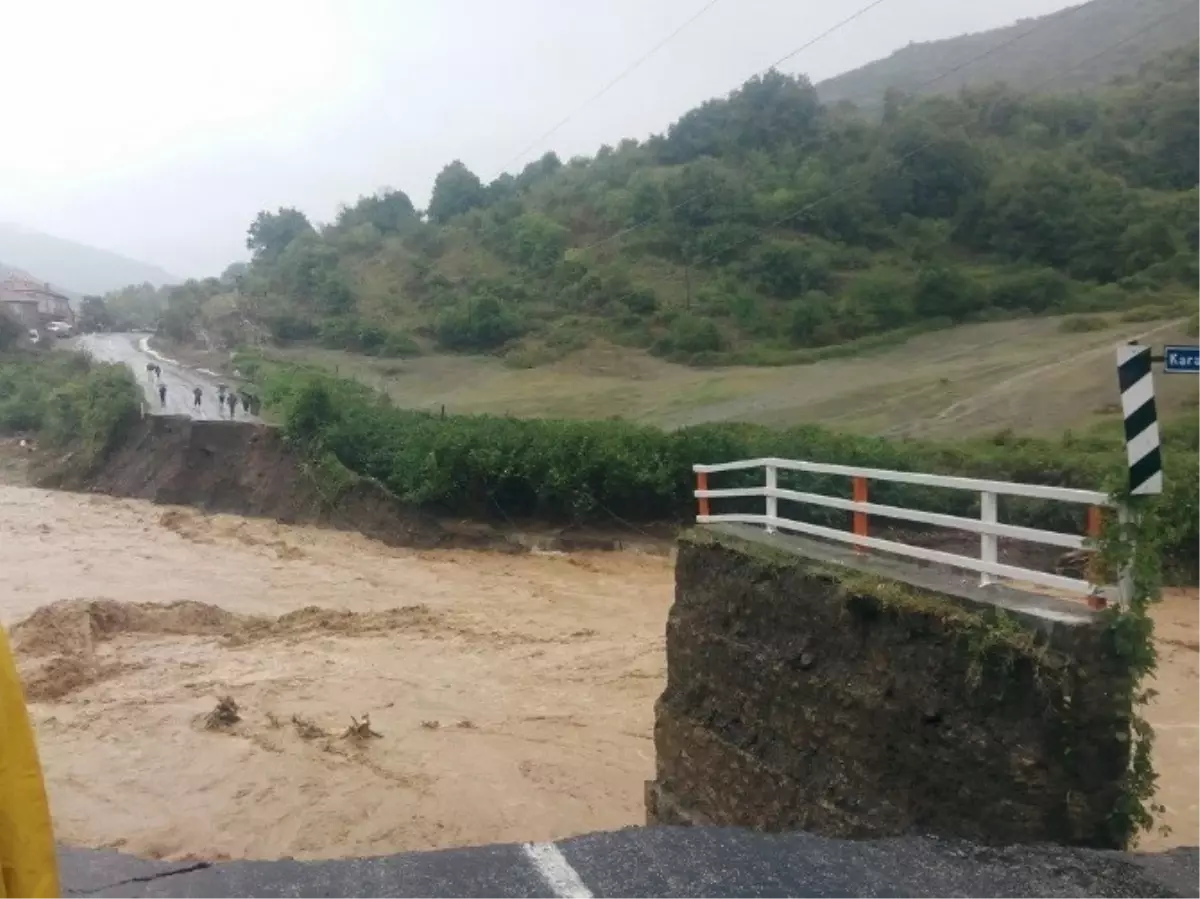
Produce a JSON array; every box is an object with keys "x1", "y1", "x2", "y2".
[{"x1": 646, "y1": 528, "x2": 1136, "y2": 849}]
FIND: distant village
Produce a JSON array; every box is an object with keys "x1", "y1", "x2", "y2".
[{"x1": 0, "y1": 275, "x2": 75, "y2": 331}]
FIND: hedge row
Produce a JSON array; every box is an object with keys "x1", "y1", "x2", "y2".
[
  {"x1": 0, "y1": 351, "x2": 140, "y2": 460},
  {"x1": 262, "y1": 368, "x2": 1198, "y2": 580}
]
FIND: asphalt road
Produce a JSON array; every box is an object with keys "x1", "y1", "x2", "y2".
[
  {"x1": 58, "y1": 828, "x2": 1199, "y2": 898},
  {"x1": 78, "y1": 332, "x2": 258, "y2": 422}
]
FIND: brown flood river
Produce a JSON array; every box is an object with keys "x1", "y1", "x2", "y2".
[
  {"x1": 0, "y1": 486, "x2": 673, "y2": 860},
  {"x1": 0, "y1": 485, "x2": 1194, "y2": 860}
]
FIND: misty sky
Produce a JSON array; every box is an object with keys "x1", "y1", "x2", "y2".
[{"x1": 2, "y1": 0, "x2": 1081, "y2": 278}]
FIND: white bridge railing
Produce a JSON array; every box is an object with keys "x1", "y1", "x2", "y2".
[{"x1": 693, "y1": 458, "x2": 1127, "y2": 608}]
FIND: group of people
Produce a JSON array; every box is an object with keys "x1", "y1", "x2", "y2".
[
  {"x1": 146, "y1": 362, "x2": 259, "y2": 418},
  {"x1": 191, "y1": 383, "x2": 261, "y2": 418}
]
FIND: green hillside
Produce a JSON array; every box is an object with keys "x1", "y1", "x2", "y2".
[
  {"x1": 126, "y1": 39, "x2": 1198, "y2": 368},
  {"x1": 817, "y1": 0, "x2": 1199, "y2": 110}
]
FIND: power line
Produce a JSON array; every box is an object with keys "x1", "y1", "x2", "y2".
[
  {"x1": 581, "y1": 0, "x2": 894, "y2": 252},
  {"x1": 593, "y1": 0, "x2": 1190, "y2": 316},
  {"x1": 383, "y1": 0, "x2": 1183, "y2": 360},
  {"x1": 744, "y1": 0, "x2": 1195, "y2": 246},
  {"x1": 425, "y1": 0, "x2": 891, "y2": 292},
  {"x1": 767, "y1": 0, "x2": 890, "y2": 71},
  {"x1": 1020, "y1": 4, "x2": 1191, "y2": 95},
  {"x1": 492, "y1": 0, "x2": 724, "y2": 179}
]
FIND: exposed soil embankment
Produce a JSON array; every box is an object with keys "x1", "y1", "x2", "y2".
[
  {"x1": 37, "y1": 416, "x2": 669, "y2": 554},
  {"x1": 40, "y1": 415, "x2": 451, "y2": 547}
]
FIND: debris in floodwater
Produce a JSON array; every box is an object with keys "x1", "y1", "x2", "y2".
[
  {"x1": 344, "y1": 713, "x2": 382, "y2": 740},
  {"x1": 292, "y1": 714, "x2": 327, "y2": 741},
  {"x1": 204, "y1": 696, "x2": 241, "y2": 730}
]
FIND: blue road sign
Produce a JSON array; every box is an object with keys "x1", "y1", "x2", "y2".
[{"x1": 1163, "y1": 345, "x2": 1200, "y2": 374}]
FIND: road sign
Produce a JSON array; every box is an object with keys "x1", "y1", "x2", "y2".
[
  {"x1": 1163, "y1": 344, "x2": 1200, "y2": 374},
  {"x1": 1117, "y1": 344, "x2": 1162, "y2": 496}
]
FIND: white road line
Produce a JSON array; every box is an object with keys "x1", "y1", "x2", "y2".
[{"x1": 521, "y1": 842, "x2": 593, "y2": 898}]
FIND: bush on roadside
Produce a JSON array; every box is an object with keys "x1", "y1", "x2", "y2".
[{"x1": 0, "y1": 351, "x2": 140, "y2": 460}]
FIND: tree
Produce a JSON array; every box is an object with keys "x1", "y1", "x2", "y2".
[
  {"x1": 0, "y1": 308, "x2": 23, "y2": 350},
  {"x1": 246, "y1": 208, "x2": 316, "y2": 262},
  {"x1": 434, "y1": 294, "x2": 525, "y2": 350},
  {"x1": 789, "y1": 290, "x2": 838, "y2": 346},
  {"x1": 509, "y1": 213, "x2": 568, "y2": 272},
  {"x1": 336, "y1": 189, "x2": 418, "y2": 234},
  {"x1": 872, "y1": 117, "x2": 986, "y2": 220},
  {"x1": 78, "y1": 296, "x2": 114, "y2": 333},
  {"x1": 219, "y1": 261, "x2": 249, "y2": 290},
  {"x1": 748, "y1": 241, "x2": 831, "y2": 298},
  {"x1": 516, "y1": 152, "x2": 563, "y2": 190},
  {"x1": 427, "y1": 161, "x2": 487, "y2": 224},
  {"x1": 661, "y1": 70, "x2": 821, "y2": 163},
  {"x1": 913, "y1": 265, "x2": 983, "y2": 321}
]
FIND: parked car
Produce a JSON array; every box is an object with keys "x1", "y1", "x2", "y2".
[{"x1": 45, "y1": 321, "x2": 73, "y2": 338}]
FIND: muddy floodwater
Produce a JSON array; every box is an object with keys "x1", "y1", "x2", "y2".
[
  {"x1": 0, "y1": 485, "x2": 1195, "y2": 860},
  {"x1": 0, "y1": 487, "x2": 673, "y2": 860}
]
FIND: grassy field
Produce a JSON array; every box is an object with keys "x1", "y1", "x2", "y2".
[{"x1": 252, "y1": 313, "x2": 1197, "y2": 439}]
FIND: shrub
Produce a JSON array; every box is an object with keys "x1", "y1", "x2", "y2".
[
  {"x1": 1059, "y1": 315, "x2": 1108, "y2": 333},
  {"x1": 0, "y1": 351, "x2": 140, "y2": 460},
  {"x1": 654, "y1": 315, "x2": 725, "y2": 356},
  {"x1": 986, "y1": 267, "x2": 1074, "y2": 313},
  {"x1": 434, "y1": 296, "x2": 526, "y2": 351}
]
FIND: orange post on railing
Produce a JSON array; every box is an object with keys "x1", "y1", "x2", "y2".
[
  {"x1": 852, "y1": 476, "x2": 868, "y2": 552},
  {"x1": 1087, "y1": 505, "x2": 1102, "y2": 539},
  {"x1": 697, "y1": 471, "x2": 709, "y2": 518}
]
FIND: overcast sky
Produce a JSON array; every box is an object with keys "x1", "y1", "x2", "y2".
[{"x1": 1, "y1": 0, "x2": 1080, "y2": 277}]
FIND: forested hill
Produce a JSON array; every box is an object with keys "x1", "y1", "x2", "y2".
[
  {"x1": 0, "y1": 224, "x2": 178, "y2": 296},
  {"x1": 817, "y1": 0, "x2": 1199, "y2": 110},
  {"x1": 127, "y1": 39, "x2": 1198, "y2": 368}
]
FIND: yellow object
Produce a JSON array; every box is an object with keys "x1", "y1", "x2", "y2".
[{"x1": 0, "y1": 625, "x2": 59, "y2": 898}]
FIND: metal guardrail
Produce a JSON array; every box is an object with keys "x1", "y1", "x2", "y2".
[{"x1": 693, "y1": 457, "x2": 1127, "y2": 607}]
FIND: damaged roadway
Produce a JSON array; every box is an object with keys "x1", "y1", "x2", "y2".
[{"x1": 60, "y1": 827, "x2": 1199, "y2": 898}]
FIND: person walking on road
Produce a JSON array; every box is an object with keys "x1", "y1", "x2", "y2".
[
  {"x1": 158, "y1": 383, "x2": 167, "y2": 408},
  {"x1": 226, "y1": 392, "x2": 237, "y2": 418},
  {"x1": 193, "y1": 386, "x2": 203, "y2": 410}
]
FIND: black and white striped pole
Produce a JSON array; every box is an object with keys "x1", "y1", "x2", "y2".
[{"x1": 1116, "y1": 342, "x2": 1162, "y2": 496}]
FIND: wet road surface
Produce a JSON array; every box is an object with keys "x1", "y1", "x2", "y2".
[
  {"x1": 78, "y1": 332, "x2": 258, "y2": 422},
  {"x1": 59, "y1": 829, "x2": 1200, "y2": 897}
]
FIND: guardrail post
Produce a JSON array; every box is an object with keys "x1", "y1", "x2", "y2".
[
  {"x1": 852, "y1": 476, "x2": 868, "y2": 553},
  {"x1": 1085, "y1": 505, "x2": 1107, "y2": 610},
  {"x1": 764, "y1": 464, "x2": 777, "y2": 534},
  {"x1": 696, "y1": 470, "x2": 709, "y2": 519},
  {"x1": 979, "y1": 491, "x2": 998, "y2": 587},
  {"x1": 1116, "y1": 501, "x2": 1133, "y2": 610}
]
